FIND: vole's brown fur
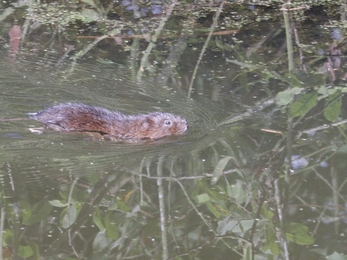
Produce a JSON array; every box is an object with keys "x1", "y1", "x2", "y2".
[{"x1": 27, "y1": 103, "x2": 188, "y2": 140}]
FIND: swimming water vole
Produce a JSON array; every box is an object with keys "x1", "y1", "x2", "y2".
[{"x1": 29, "y1": 103, "x2": 188, "y2": 140}]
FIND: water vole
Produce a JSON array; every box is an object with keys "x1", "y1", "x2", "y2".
[{"x1": 29, "y1": 103, "x2": 188, "y2": 140}]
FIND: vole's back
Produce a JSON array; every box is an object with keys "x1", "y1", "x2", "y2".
[{"x1": 31, "y1": 103, "x2": 188, "y2": 140}]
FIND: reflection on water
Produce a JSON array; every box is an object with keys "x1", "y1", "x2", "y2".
[
  {"x1": 2, "y1": 2, "x2": 347, "y2": 259},
  {"x1": 0, "y1": 49, "x2": 240, "y2": 258}
]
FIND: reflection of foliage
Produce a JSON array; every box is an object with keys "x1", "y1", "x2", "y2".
[
  {"x1": 28, "y1": 3, "x2": 87, "y2": 29},
  {"x1": 2, "y1": 1, "x2": 347, "y2": 260},
  {"x1": 277, "y1": 86, "x2": 347, "y2": 121},
  {"x1": 0, "y1": 148, "x2": 316, "y2": 259}
]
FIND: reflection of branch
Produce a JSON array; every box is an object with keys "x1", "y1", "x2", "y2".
[
  {"x1": 313, "y1": 168, "x2": 346, "y2": 201},
  {"x1": 135, "y1": 168, "x2": 238, "y2": 180},
  {"x1": 226, "y1": 58, "x2": 283, "y2": 82},
  {"x1": 187, "y1": 0, "x2": 225, "y2": 98},
  {"x1": 0, "y1": 209, "x2": 4, "y2": 260},
  {"x1": 311, "y1": 174, "x2": 347, "y2": 234},
  {"x1": 72, "y1": 35, "x2": 108, "y2": 61},
  {"x1": 292, "y1": 18, "x2": 306, "y2": 71},
  {"x1": 219, "y1": 98, "x2": 275, "y2": 126},
  {"x1": 68, "y1": 177, "x2": 79, "y2": 258},
  {"x1": 69, "y1": 35, "x2": 109, "y2": 73},
  {"x1": 136, "y1": 0, "x2": 178, "y2": 81},
  {"x1": 262, "y1": 118, "x2": 347, "y2": 141},
  {"x1": 76, "y1": 30, "x2": 238, "y2": 40},
  {"x1": 157, "y1": 156, "x2": 169, "y2": 260},
  {"x1": 56, "y1": 45, "x2": 75, "y2": 66},
  {"x1": 296, "y1": 118, "x2": 347, "y2": 139},
  {"x1": 156, "y1": 23, "x2": 190, "y2": 85},
  {"x1": 176, "y1": 179, "x2": 214, "y2": 231},
  {"x1": 168, "y1": 240, "x2": 212, "y2": 260},
  {"x1": 282, "y1": 3, "x2": 294, "y2": 72},
  {"x1": 48, "y1": 174, "x2": 131, "y2": 255},
  {"x1": 274, "y1": 179, "x2": 290, "y2": 260},
  {"x1": 249, "y1": 192, "x2": 266, "y2": 260},
  {"x1": 246, "y1": 25, "x2": 281, "y2": 58}
]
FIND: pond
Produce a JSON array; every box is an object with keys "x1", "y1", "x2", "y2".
[{"x1": 0, "y1": 1, "x2": 347, "y2": 259}]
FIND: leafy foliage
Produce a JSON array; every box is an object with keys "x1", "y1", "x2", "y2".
[{"x1": 1, "y1": 0, "x2": 347, "y2": 259}]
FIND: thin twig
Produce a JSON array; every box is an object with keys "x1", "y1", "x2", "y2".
[
  {"x1": 68, "y1": 177, "x2": 79, "y2": 258},
  {"x1": 312, "y1": 168, "x2": 346, "y2": 202},
  {"x1": 136, "y1": 0, "x2": 178, "y2": 81},
  {"x1": 188, "y1": 0, "x2": 225, "y2": 98},
  {"x1": 262, "y1": 118, "x2": 347, "y2": 139},
  {"x1": 310, "y1": 177, "x2": 347, "y2": 235},
  {"x1": 219, "y1": 98, "x2": 275, "y2": 126},
  {"x1": 56, "y1": 45, "x2": 75, "y2": 66},
  {"x1": 300, "y1": 119, "x2": 347, "y2": 135},
  {"x1": 69, "y1": 34, "x2": 109, "y2": 73},
  {"x1": 134, "y1": 169, "x2": 238, "y2": 180},
  {"x1": 72, "y1": 35, "x2": 109, "y2": 61},
  {"x1": 330, "y1": 165, "x2": 340, "y2": 234},
  {"x1": 175, "y1": 179, "x2": 214, "y2": 231},
  {"x1": 292, "y1": 16, "x2": 306, "y2": 71},
  {"x1": 282, "y1": 3, "x2": 294, "y2": 72},
  {"x1": 157, "y1": 156, "x2": 169, "y2": 260},
  {"x1": 274, "y1": 179, "x2": 290, "y2": 260},
  {"x1": 0, "y1": 206, "x2": 4, "y2": 260}
]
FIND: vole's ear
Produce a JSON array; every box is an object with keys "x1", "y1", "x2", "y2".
[{"x1": 140, "y1": 116, "x2": 153, "y2": 129}]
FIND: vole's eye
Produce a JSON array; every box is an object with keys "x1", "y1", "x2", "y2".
[{"x1": 165, "y1": 120, "x2": 172, "y2": 126}]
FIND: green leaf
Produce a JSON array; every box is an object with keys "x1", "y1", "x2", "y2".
[
  {"x1": 289, "y1": 91, "x2": 318, "y2": 117},
  {"x1": 327, "y1": 251, "x2": 347, "y2": 260},
  {"x1": 317, "y1": 85, "x2": 337, "y2": 97},
  {"x1": 324, "y1": 91, "x2": 342, "y2": 121},
  {"x1": 59, "y1": 191, "x2": 68, "y2": 200},
  {"x1": 276, "y1": 87, "x2": 303, "y2": 106},
  {"x1": 22, "y1": 200, "x2": 53, "y2": 225},
  {"x1": 261, "y1": 205, "x2": 275, "y2": 220},
  {"x1": 117, "y1": 200, "x2": 131, "y2": 212},
  {"x1": 336, "y1": 144, "x2": 347, "y2": 153},
  {"x1": 286, "y1": 223, "x2": 315, "y2": 245},
  {"x1": 263, "y1": 225, "x2": 280, "y2": 255},
  {"x1": 211, "y1": 156, "x2": 233, "y2": 185},
  {"x1": 195, "y1": 193, "x2": 211, "y2": 204},
  {"x1": 217, "y1": 216, "x2": 238, "y2": 235},
  {"x1": 105, "y1": 212, "x2": 119, "y2": 240},
  {"x1": 237, "y1": 220, "x2": 254, "y2": 234},
  {"x1": 0, "y1": 7, "x2": 14, "y2": 22},
  {"x1": 18, "y1": 245, "x2": 33, "y2": 258},
  {"x1": 205, "y1": 201, "x2": 222, "y2": 219},
  {"x1": 49, "y1": 200, "x2": 67, "y2": 207},
  {"x1": 21, "y1": 202, "x2": 32, "y2": 225},
  {"x1": 81, "y1": 9, "x2": 100, "y2": 23},
  {"x1": 93, "y1": 229, "x2": 111, "y2": 251},
  {"x1": 3, "y1": 229, "x2": 13, "y2": 246},
  {"x1": 229, "y1": 179, "x2": 246, "y2": 204},
  {"x1": 93, "y1": 208, "x2": 104, "y2": 231},
  {"x1": 217, "y1": 217, "x2": 264, "y2": 236},
  {"x1": 283, "y1": 73, "x2": 305, "y2": 87},
  {"x1": 28, "y1": 241, "x2": 40, "y2": 260},
  {"x1": 61, "y1": 205, "x2": 77, "y2": 228}
]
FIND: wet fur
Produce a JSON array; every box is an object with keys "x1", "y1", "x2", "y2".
[{"x1": 30, "y1": 103, "x2": 188, "y2": 140}]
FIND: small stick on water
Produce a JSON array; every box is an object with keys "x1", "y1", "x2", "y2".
[
  {"x1": 188, "y1": 0, "x2": 225, "y2": 98},
  {"x1": 261, "y1": 128, "x2": 284, "y2": 135}
]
